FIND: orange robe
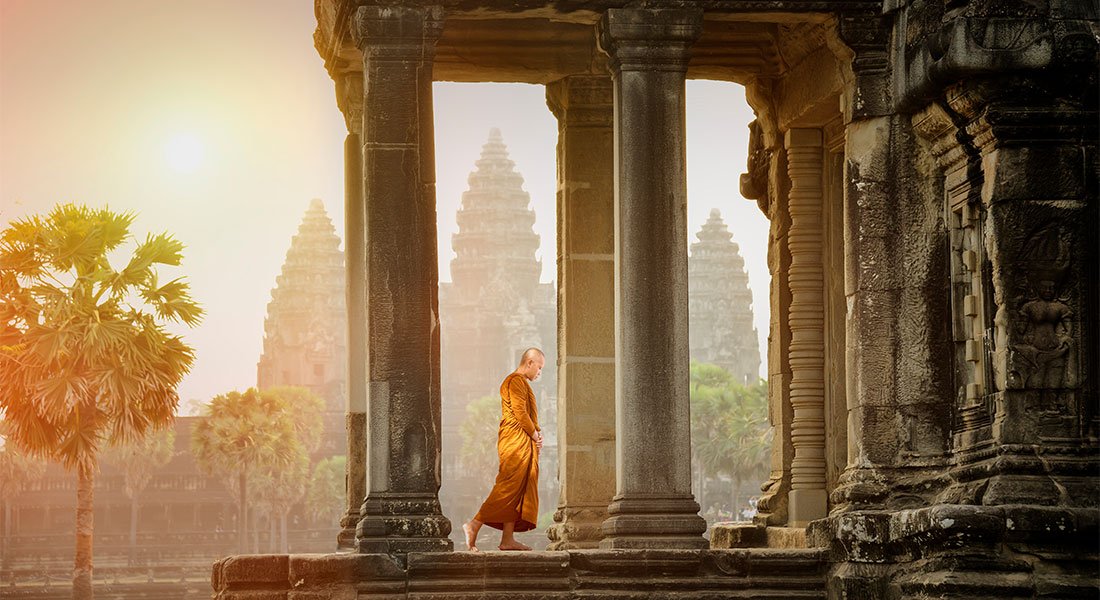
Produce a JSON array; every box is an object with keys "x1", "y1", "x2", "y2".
[{"x1": 474, "y1": 372, "x2": 540, "y2": 532}]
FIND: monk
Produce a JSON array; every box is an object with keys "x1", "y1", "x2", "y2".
[{"x1": 463, "y1": 348, "x2": 545, "y2": 551}]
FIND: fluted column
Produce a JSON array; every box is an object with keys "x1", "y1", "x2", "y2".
[
  {"x1": 784, "y1": 128, "x2": 827, "y2": 526},
  {"x1": 352, "y1": 5, "x2": 451, "y2": 555},
  {"x1": 597, "y1": 7, "x2": 707, "y2": 550},
  {"x1": 338, "y1": 71, "x2": 366, "y2": 550},
  {"x1": 545, "y1": 75, "x2": 616, "y2": 550}
]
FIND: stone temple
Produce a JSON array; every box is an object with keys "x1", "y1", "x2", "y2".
[
  {"x1": 213, "y1": 0, "x2": 1098, "y2": 597},
  {"x1": 438, "y1": 127, "x2": 558, "y2": 548},
  {"x1": 257, "y1": 198, "x2": 347, "y2": 457},
  {"x1": 689, "y1": 208, "x2": 761, "y2": 385}
]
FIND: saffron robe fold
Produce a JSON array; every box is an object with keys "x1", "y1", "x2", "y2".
[{"x1": 474, "y1": 372, "x2": 540, "y2": 532}]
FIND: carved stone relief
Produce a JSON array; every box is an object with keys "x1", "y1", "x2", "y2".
[{"x1": 1006, "y1": 224, "x2": 1075, "y2": 391}]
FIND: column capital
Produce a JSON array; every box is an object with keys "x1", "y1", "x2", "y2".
[
  {"x1": 597, "y1": 8, "x2": 702, "y2": 73},
  {"x1": 352, "y1": 5, "x2": 444, "y2": 60},
  {"x1": 785, "y1": 128, "x2": 823, "y2": 149},
  {"x1": 546, "y1": 75, "x2": 613, "y2": 127}
]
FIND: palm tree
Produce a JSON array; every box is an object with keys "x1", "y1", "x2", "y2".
[
  {"x1": 711, "y1": 381, "x2": 771, "y2": 513},
  {"x1": 101, "y1": 427, "x2": 175, "y2": 565},
  {"x1": 690, "y1": 362, "x2": 772, "y2": 515},
  {"x1": 306, "y1": 455, "x2": 346, "y2": 525},
  {"x1": 250, "y1": 386, "x2": 322, "y2": 553},
  {"x1": 190, "y1": 387, "x2": 319, "y2": 554},
  {"x1": 690, "y1": 362, "x2": 736, "y2": 504},
  {"x1": 0, "y1": 204, "x2": 201, "y2": 599},
  {"x1": 0, "y1": 421, "x2": 47, "y2": 569},
  {"x1": 255, "y1": 450, "x2": 310, "y2": 552}
]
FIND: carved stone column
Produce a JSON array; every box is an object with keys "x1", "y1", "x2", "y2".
[
  {"x1": 545, "y1": 75, "x2": 616, "y2": 550},
  {"x1": 337, "y1": 72, "x2": 366, "y2": 551},
  {"x1": 351, "y1": 5, "x2": 451, "y2": 555},
  {"x1": 913, "y1": 83, "x2": 1098, "y2": 506},
  {"x1": 597, "y1": 8, "x2": 707, "y2": 550},
  {"x1": 784, "y1": 128, "x2": 827, "y2": 526},
  {"x1": 740, "y1": 115, "x2": 795, "y2": 526}
]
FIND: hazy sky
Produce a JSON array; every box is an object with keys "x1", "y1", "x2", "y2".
[{"x1": 1, "y1": 1, "x2": 769, "y2": 408}]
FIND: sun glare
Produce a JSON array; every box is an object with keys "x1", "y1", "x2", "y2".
[{"x1": 165, "y1": 134, "x2": 204, "y2": 173}]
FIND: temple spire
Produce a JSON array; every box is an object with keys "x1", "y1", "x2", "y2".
[
  {"x1": 257, "y1": 199, "x2": 347, "y2": 418},
  {"x1": 688, "y1": 208, "x2": 760, "y2": 385},
  {"x1": 450, "y1": 128, "x2": 542, "y2": 302}
]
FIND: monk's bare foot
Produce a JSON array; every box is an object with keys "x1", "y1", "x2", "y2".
[
  {"x1": 463, "y1": 522, "x2": 480, "y2": 552},
  {"x1": 498, "y1": 540, "x2": 532, "y2": 551}
]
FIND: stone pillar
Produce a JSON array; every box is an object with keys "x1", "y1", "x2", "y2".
[
  {"x1": 351, "y1": 5, "x2": 451, "y2": 555},
  {"x1": 827, "y1": 13, "x2": 955, "y2": 519},
  {"x1": 911, "y1": 85, "x2": 1099, "y2": 506},
  {"x1": 337, "y1": 72, "x2": 366, "y2": 551},
  {"x1": 739, "y1": 115, "x2": 796, "y2": 526},
  {"x1": 597, "y1": 7, "x2": 707, "y2": 550},
  {"x1": 784, "y1": 128, "x2": 827, "y2": 526},
  {"x1": 544, "y1": 75, "x2": 616, "y2": 550}
]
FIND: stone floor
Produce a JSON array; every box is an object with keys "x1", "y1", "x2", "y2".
[{"x1": 211, "y1": 548, "x2": 828, "y2": 599}]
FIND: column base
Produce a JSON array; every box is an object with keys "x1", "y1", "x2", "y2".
[
  {"x1": 355, "y1": 493, "x2": 453, "y2": 554},
  {"x1": 342, "y1": 410, "x2": 367, "y2": 550},
  {"x1": 337, "y1": 511, "x2": 359, "y2": 551},
  {"x1": 599, "y1": 495, "x2": 707, "y2": 549},
  {"x1": 943, "y1": 441, "x2": 1099, "y2": 506},
  {"x1": 546, "y1": 505, "x2": 608, "y2": 550},
  {"x1": 788, "y1": 489, "x2": 828, "y2": 526},
  {"x1": 754, "y1": 475, "x2": 791, "y2": 526}
]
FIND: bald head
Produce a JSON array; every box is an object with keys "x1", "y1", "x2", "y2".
[
  {"x1": 516, "y1": 347, "x2": 545, "y2": 381},
  {"x1": 519, "y1": 347, "x2": 544, "y2": 366}
]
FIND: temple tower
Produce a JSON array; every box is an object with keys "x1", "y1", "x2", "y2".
[
  {"x1": 441, "y1": 127, "x2": 554, "y2": 406},
  {"x1": 439, "y1": 128, "x2": 557, "y2": 543},
  {"x1": 689, "y1": 208, "x2": 761, "y2": 385},
  {"x1": 256, "y1": 198, "x2": 347, "y2": 455}
]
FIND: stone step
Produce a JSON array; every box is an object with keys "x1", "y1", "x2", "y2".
[{"x1": 709, "y1": 523, "x2": 808, "y2": 549}]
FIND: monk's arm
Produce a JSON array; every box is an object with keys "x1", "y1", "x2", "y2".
[{"x1": 509, "y1": 377, "x2": 538, "y2": 438}]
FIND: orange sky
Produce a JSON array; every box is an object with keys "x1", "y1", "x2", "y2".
[{"x1": 1, "y1": 0, "x2": 768, "y2": 409}]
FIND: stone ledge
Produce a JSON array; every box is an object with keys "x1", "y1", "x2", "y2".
[{"x1": 210, "y1": 549, "x2": 829, "y2": 599}]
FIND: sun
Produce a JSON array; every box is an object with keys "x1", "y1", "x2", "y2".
[{"x1": 165, "y1": 134, "x2": 204, "y2": 173}]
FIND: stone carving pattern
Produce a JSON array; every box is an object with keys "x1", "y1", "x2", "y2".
[
  {"x1": 785, "y1": 130, "x2": 827, "y2": 516},
  {"x1": 739, "y1": 119, "x2": 770, "y2": 212},
  {"x1": 949, "y1": 200, "x2": 994, "y2": 436}
]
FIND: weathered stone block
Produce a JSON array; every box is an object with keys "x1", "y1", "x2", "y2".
[
  {"x1": 288, "y1": 553, "x2": 404, "y2": 586},
  {"x1": 407, "y1": 551, "x2": 571, "y2": 598},
  {"x1": 548, "y1": 505, "x2": 609, "y2": 550},
  {"x1": 854, "y1": 405, "x2": 903, "y2": 465},
  {"x1": 983, "y1": 145, "x2": 1087, "y2": 203},
  {"x1": 710, "y1": 522, "x2": 767, "y2": 548},
  {"x1": 219, "y1": 555, "x2": 289, "y2": 590},
  {"x1": 569, "y1": 549, "x2": 704, "y2": 577},
  {"x1": 562, "y1": 259, "x2": 614, "y2": 357}
]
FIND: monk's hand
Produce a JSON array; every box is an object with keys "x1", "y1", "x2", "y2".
[{"x1": 534, "y1": 431, "x2": 544, "y2": 451}]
